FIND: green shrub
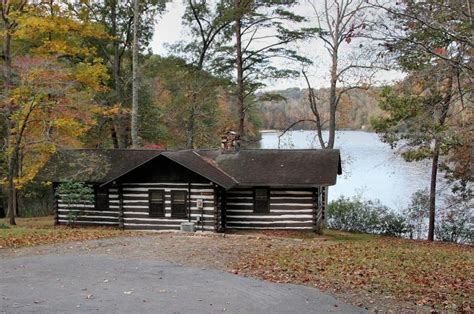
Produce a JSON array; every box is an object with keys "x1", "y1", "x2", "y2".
[
  {"x1": 327, "y1": 195, "x2": 408, "y2": 236},
  {"x1": 55, "y1": 181, "x2": 94, "y2": 227},
  {"x1": 403, "y1": 189, "x2": 430, "y2": 239},
  {"x1": 403, "y1": 189, "x2": 473, "y2": 244},
  {"x1": 435, "y1": 202, "x2": 473, "y2": 244}
]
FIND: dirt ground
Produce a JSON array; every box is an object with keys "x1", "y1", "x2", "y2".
[{"x1": 1, "y1": 232, "x2": 438, "y2": 313}]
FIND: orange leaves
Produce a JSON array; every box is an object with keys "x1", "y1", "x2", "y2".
[
  {"x1": 232, "y1": 234, "x2": 474, "y2": 311},
  {"x1": 0, "y1": 217, "x2": 130, "y2": 249},
  {"x1": 0, "y1": 228, "x2": 125, "y2": 248}
]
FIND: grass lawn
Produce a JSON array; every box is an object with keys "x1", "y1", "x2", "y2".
[
  {"x1": 0, "y1": 216, "x2": 130, "y2": 248},
  {"x1": 232, "y1": 230, "x2": 474, "y2": 312}
]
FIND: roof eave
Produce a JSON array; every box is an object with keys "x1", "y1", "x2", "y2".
[{"x1": 233, "y1": 182, "x2": 337, "y2": 188}]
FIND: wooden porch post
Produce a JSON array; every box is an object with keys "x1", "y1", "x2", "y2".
[
  {"x1": 221, "y1": 189, "x2": 226, "y2": 232},
  {"x1": 53, "y1": 183, "x2": 59, "y2": 226},
  {"x1": 187, "y1": 180, "x2": 192, "y2": 222},
  {"x1": 118, "y1": 183, "x2": 124, "y2": 229},
  {"x1": 313, "y1": 187, "x2": 323, "y2": 234},
  {"x1": 213, "y1": 184, "x2": 218, "y2": 232}
]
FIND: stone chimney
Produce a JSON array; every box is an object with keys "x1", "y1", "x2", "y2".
[{"x1": 221, "y1": 131, "x2": 240, "y2": 153}]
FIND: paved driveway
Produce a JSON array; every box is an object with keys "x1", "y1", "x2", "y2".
[{"x1": 1, "y1": 254, "x2": 365, "y2": 313}]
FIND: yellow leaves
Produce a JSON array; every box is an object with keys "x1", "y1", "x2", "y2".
[
  {"x1": 33, "y1": 40, "x2": 91, "y2": 57},
  {"x1": 102, "y1": 105, "x2": 121, "y2": 117},
  {"x1": 17, "y1": 12, "x2": 105, "y2": 39},
  {"x1": 51, "y1": 119, "x2": 86, "y2": 137},
  {"x1": 14, "y1": 2, "x2": 109, "y2": 58},
  {"x1": 72, "y1": 61, "x2": 109, "y2": 92}
]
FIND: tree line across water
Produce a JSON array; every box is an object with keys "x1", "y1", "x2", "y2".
[
  {"x1": 0, "y1": 0, "x2": 472, "y2": 242},
  {"x1": 258, "y1": 87, "x2": 381, "y2": 131}
]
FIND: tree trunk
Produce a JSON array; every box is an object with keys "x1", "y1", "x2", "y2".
[
  {"x1": 110, "y1": 121, "x2": 119, "y2": 148},
  {"x1": 185, "y1": 100, "x2": 196, "y2": 149},
  {"x1": 7, "y1": 150, "x2": 17, "y2": 225},
  {"x1": 427, "y1": 68, "x2": 454, "y2": 241},
  {"x1": 131, "y1": 0, "x2": 139, "y2": 148},
  {"x1": 110, "y1": 0, "x2": 127, "y2": 148},
  {"x1": 327, "y1": 50, "x2": 338, "y2": 149},
  {"x1": 428, "y1": 140, "x2": 439, "y2": 241},
  {"x1": 2, "y1": 12, "x2": 16, "y2": 225},
  {"x1": 234, "y1": 0, "x2": 245, "y2": 138},
  {"x1": 2, "y1": 28, "x2": 12, "y2": 82}
]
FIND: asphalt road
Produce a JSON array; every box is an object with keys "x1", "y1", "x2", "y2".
[{"x1": 0, "y1": 254, "x2": 365, "y2": 313}]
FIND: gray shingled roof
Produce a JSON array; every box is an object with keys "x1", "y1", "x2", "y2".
[
  {"x1": 38, "y1": 148, "x2": 341, "y2": 188},
  {"x1": 198, "y1": 149, "x2": 341, "y2": 187}
]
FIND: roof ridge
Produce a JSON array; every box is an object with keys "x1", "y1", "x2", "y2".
[{"x1": 192, "y1": 151, "x2": 239, "y2": 184}]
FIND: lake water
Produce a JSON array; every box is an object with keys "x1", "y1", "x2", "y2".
[{"x1": 260, "y1": 130, "x2": 435, "y2": 211}]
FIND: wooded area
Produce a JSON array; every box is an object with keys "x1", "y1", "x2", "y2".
[{"x1": 0, "y1": 0, "x2": 472, "y2": 241}]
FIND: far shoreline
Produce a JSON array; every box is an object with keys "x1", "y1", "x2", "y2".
[{"x1": 259, "y1": 128, "x2": 375, "y2": 134}]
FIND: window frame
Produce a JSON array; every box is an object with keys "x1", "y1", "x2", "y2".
[
  {"x1": 148, "y1": 189, "x2": 165, "y2": 217},
  {"x1": 253, "y1": 187, "x2": 270, "y2": 214},
  {"x1": 95, "y1": 186, "x2": 109, "y2": 210},
  {"x1": 171, "y1": 190, "x2": 188, "y2": 218}
]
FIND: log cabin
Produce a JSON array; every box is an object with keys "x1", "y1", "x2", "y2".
[{"x1": 38, "y1": 135, "x2": 341, "y2": 232}]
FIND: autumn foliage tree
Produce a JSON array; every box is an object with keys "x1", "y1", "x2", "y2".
[{"x1": 1, "y1": 1, "x2": 108, "y2": 224}]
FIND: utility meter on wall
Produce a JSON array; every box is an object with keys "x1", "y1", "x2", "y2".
[{"x1": 196, "y1": 199, "x2": 204, "y2": 209}]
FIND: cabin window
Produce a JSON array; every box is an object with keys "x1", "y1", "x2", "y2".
[
  {"x1": 149, "y1": 190, "x2": 165, "y2": 217},
  {"x1": 171, "y1": 190, "x2": 187, "y2": 218},
  {"x1": 95, "y1": 187, "x2": 108, "y2": 210},
  {"x1": 254, "y1": 188, "x2": 269, "y2": 213}
]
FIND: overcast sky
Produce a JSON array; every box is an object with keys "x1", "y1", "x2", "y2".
[{"x1": 150, "y1": 1, "x2": 405, "y2": 91}]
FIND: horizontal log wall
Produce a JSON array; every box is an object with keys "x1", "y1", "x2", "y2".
[
  {"x1": 225, "y1": 188, "x2": 317, "y2": 230},
  {"x1": 57, "y1": 187, "x2": 119, "y2": 226},
  {"x1": 121, "y1": 182, "x2": 216, "y2": 231}
]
